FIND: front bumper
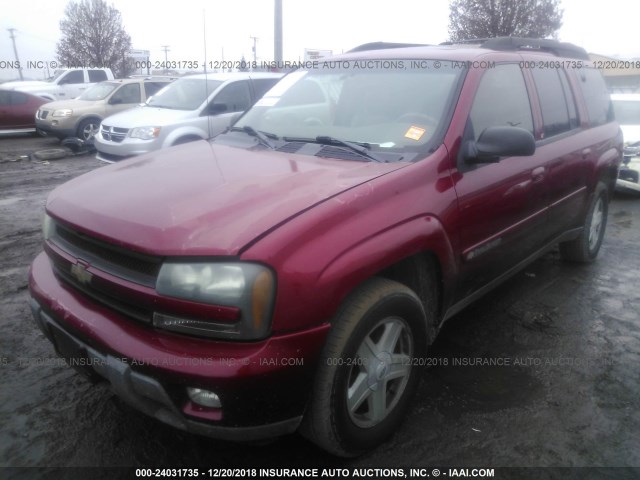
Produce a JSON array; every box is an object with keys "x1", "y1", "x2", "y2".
[
  {"x1": 29, "y1": 252, "x2": 329, "y2": 441},
  {"x1": 94, "y1": 134, "x2": 158, "y2": 161},
  {"x1": 35, "y1": 118, "x2": 76, "y2": 139},
  {"x1": 616, "y1": 156, "x2": 640, "y2": 195}
]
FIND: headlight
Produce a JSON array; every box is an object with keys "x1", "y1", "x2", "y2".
[
  {"x1": 52, "y1": 109, "x2": 72, "y2": 117},
  {"x1": 155, "y1": 262, "x2": 275, "y2": 340},
  {"x1": 129, "y1": 126, "x2": 161, "y2": 140}
]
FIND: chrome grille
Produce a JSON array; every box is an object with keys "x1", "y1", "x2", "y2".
[
  {"x1": 100, "y1": 124, "x2": 129, "y2": 143},
  {"x1": 50, "y1": 221, "x2": 162, "y2": 287}
]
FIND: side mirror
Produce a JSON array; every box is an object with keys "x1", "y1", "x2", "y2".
[
  {"x1": 208, "y1": 103, "x2": 228, "y2": 115},
  {"x1": 109, "y1": 97, "x2": 123, "y2": 105},
  {"x1": 463, "y1": 126, "x2": 535, "y2": 164}
]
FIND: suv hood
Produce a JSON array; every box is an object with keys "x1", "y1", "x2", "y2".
[
  {"x1": 101, "y1": 105, "x2": 196, "y2": 127},
  {"x1": 47, "y1": 141, "x2": 408, "y2": 256},
  {"x1": 40, "y1": 98, "x2": 103, "y2": 111}
]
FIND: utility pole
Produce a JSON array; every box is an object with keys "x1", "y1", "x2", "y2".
[
  {"x1": 249, "y1": 36, "x2": 258, "y2": 63},
  {"x1": 7, "y1": 28, "x2": 24, "y2": 80},
  {"x1": 274, "y1": 0, "x2": 283, "y2": 63},
  {"x1": 161, "y1": 45, "x2": 170, "y2": 73}
]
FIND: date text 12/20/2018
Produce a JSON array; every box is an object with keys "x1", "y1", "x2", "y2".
[{"x1": 132, "y1": 60, "x2": 262, "y2": 70}]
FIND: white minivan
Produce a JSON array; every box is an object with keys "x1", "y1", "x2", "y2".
[{"x1": 94, "y1": 72, "x2": 283, "y2": 162}]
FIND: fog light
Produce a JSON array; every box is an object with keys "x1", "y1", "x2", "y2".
[{"x1": 187, "y1": 387, "x2": 221, "y2": 408}]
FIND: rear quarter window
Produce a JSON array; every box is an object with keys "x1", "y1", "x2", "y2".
[{"x1": 579, "y1": 68, "x2": 613, "y2": 126}]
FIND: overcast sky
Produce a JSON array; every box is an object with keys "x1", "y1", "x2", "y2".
[{"x1": 1, "y1": 0, "x2": 639, "y2": 80}]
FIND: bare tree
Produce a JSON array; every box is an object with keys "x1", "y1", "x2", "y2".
[
  {"x1": 449, "y1": 0, "x2": 563, "y2": 41},
  {"x1": 56, "y1": 0, "x2": 132, "y2": 77}
]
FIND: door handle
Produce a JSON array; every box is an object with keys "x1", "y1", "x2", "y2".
[{"x1": 532, "y1": 166, "x2": 546, "y2": 182}]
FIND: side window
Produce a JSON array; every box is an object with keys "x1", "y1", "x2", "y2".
[
  {"x1": 11, "y1": 92, "x2": 28, "y2": 105},
  {"x1": 143, "y1": 82, "x2": 167, "y2": 98},
  {"x1": 0, "y1": 91, "x2": 10, "y2": 105},
  {"x1": 89, "y1": 70, "x2": 108, "y2": 82},
  {"x1": 59, "y1": 70, "x2": 84, "y2": 85},
  {"x1": 252, "y1": 78, "x2": 279, "y2": 100},
  {"x1": 531, "y1": 67, "x2": 571, "y2": 138},
  {"x1": 469, "y1": 64, "x2": 533, "y2": 141},
  {"x1": 579, "y1": 68, "x2": 613, "y2": 126},
  {"x1": 211, "y1": 81, "x2": 252, "y2": 113},
  {"x1": 110, "y1": 83, "x2": 141, "y2": 104},
  {"x1": 558, "y1": 69, "x2": 579, "y2": 129}
]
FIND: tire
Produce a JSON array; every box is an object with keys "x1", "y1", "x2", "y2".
[
  {"x1": 301, "y1": 277, "x2": 429, "y2": 457},
  {"x1": 559, "y1": 182, "x2": 609, "y2": 262},
  {"x1": 76, "y1": 118, "x2": 100, "y2": 141}
]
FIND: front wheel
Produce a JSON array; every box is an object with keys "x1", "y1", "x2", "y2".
[
  {"x1": 76, "y1": 118, "x2": 100, "y2": 141},
  {"x1": 301, "y1": 278, "x2": 429, "y2": 457},
  {"x1": 559, "y1": 182, "x2": 609, "y2": 262}
]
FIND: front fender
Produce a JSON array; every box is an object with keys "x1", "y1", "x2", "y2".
[
  {"x1": 162, "y1": 127, "x2": 208, "y2": 148},
  {"x1": 316, "y1": 215, "x2": 456, "y2": 313},
  {"x1": 241, "y1": 146, "x2": 459, "y2": 334}
]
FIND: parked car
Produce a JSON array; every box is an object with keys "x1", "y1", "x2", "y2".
[
  {"x1": 29, "y1": 38, "x2": 622, "y2": 457},
  {"x1": 2, "y1": 68, "x2": 115, "y2": 101},
  {"x1": 35, "y1": 77, "x2": 175, "y2": 141},
  {"x1": 0, "y1": 89, "x2": 49, "y2": 135},
  {"x1": 611, "y1": 93, "x2": 640, "y2": 195},
  {"x1": 94, "y1": 72, "x2": 283, "y2": 162}
]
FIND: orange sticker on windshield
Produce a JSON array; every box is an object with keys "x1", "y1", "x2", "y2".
[{"x1": 404, "y1": 126, "x2": 426, "y2": 141}]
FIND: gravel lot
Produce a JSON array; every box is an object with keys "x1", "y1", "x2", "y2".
[{"x1": 1, "y1": 134, "x2": 639, "y2": 478}]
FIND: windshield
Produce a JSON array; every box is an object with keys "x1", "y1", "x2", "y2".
[
  {"x1": 234, "y1": 60, "x2": 462, "y2": 154},
  {"x1": 612, "y1": 99, "x2": 640, "y2": 126},
  {"x1": 78, "y1": 82, "x2": 118, "y2": 101},
  {"x1": 146, "y1": 78, "x2": 223, "y2": 110}
]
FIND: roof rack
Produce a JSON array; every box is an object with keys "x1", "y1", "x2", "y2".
[
  {"x1": 348, "y1": 42, "x2": 429, "y2": 53},
  {"x1": 440, "y1": 37, "x2": 589, "y2": 60}
]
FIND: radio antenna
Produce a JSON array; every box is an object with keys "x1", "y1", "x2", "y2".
[{"x1": 203, "y1": 9, "x2": 213, "y2": 138}]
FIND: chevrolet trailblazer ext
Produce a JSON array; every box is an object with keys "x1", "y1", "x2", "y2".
[{"x1": 29, "y1": 38, "x2": 621, "y2": 456}]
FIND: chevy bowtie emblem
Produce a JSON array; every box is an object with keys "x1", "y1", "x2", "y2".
[{"x1": 70, "y1": 262, "x2": 93, "y2": 285}]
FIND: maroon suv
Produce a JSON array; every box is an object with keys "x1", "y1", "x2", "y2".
[{"x1": 29, "y1": 38, "x2": 622, "y2": 456}]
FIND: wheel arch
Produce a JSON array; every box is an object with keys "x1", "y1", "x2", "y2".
[
  {"x1": 76, "y1": 115, "x2": 103, "y2": 129},
  {"x1": 162, "y1": 128, "x2": 207, "y2": 148},
  {"x1": 316, "y1": 215, "x2": 457, "y2": 344}
]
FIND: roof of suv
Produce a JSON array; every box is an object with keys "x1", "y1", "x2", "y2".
[
  {"x1": 344, "y1": 37, "x2": 589, "y2": 61},
  {"x1": 177, "y1": 72, "x2": 284, "y2": 82},
  {"x1": 101, "y1": 77, "x2": 174, "y2": 86}
]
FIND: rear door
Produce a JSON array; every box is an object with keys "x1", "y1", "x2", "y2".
[
  {"x1": 527, "y1": 66, "x2": 590, "y2": 235},
  {"x1": 452, "y1": 63, "x2": 550, "y2": 299},
  {"x1": 0, "y1": 91, "x2": 12, "y2": 128}
]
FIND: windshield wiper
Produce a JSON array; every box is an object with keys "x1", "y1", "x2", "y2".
[
  {"x1": 283, "y1": 135, "x2": 385, "y2": 162},
  {"x1": 231, "y1": 125, "x2": 278, "y2": 150}
]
